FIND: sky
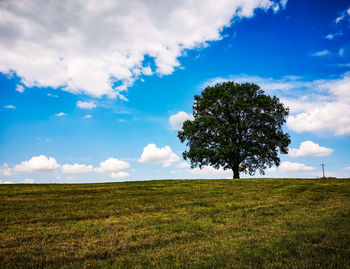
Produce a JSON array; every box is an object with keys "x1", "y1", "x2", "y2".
[{"x1": 1, "y1": 0, "x2": 350, "y2": 184}]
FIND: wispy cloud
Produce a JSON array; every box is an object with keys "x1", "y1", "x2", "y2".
[
  {"x1": 47, "y1": 93, "x2": 59, "y2": 98},
  {"x1": 312, "y1": 50, "x2": 330, "y2": 57},
  {"x1": 4, "y1": 104, "x2": 16, "y2": 109},
  {"x1": 335, "y1": 7, "x2": 350, "y2": 24},
  {"x1": 325, "y1": 32, "x2": 342, "y2": 40}
]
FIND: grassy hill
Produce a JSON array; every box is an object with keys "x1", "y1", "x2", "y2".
[{"x1": 1, "y1": 178, "x2": 350, "y2": 268}]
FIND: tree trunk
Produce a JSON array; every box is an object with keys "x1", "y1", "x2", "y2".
[{"x1": 233, "y1": 167, "x2": 240, "y2": 179}]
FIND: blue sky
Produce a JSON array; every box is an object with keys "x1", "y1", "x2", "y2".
[{"x1": 1, "y1": 0, "x2": 350, "y2": 183}]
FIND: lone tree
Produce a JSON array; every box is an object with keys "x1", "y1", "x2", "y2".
[{"x1": 178, "y1": 81, "x2": 291, "y2": 179}]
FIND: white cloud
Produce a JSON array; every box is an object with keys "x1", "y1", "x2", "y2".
[
  {"x1": 62, "y1": 163, "x2": 94, "y2": 174},
  {"x1": 77, "y1": 101, "x2": 96, "y2": 109},
  {"x1": 22, "y1": 178, "x2": 35, "y2": 184},
  {"x1": 14, "y1": 155, "x2": 60, "y2": 172},
  {"x1": 190, "y1": 166, "x2": 231, "y2": 176},
  {"x1": 176, "y1": 162, "x2": 191, "y2": 169},
  {"x1": 336, "y1": 14, "x2": 345, "y2": 24},
  {"x1": 330, "y1": 63, "x2": 350, "y2": 68},
  {"x1": 0, "y1": 179, "x2": 13, "y2": 184},
  {"x1": 110, "y1": 171, "x2": 130, "y2": 179},
  {"x1": 47, "y1": 93, "x2": 59, "y2": 98},
  {"x1": 84, "y1": 114, "x2": 92, "y2": 119},
  {"x1": 202, "y1": 74, "x2": 303, "y2": 93},
  {"x1": 312, "y1": 50, "x2": 330, "y2": 57},
  {"x1": 95, "y1": 157, "x2": 130, "y2": 172},
  {"x1": 4, "y1": 104, "x2": 16, "y2": 109},
  {"x1": 279, "y1": 161, "x2": 314, "y2": 172},
  {"x1": 285, "y1": 75, "x2": 350, "y2": 135},
  {"x1": 0, "y1": 163, "x2": 11, "y2": 177},
  {"x1": 203, "y1": 73, "x2": 350, "y2": 135},
  {"x1": 325, "y1": 34, "x2": 334, "y2": 40},
  {"x1": 169, "y1": 111, "x2": 194, "y2": 130},
  {"x1": 288, "y1": 141, "x2": 333, "y2": 157},
  {"x1": 267, "y1": 167, "x2": 277, "y2": 173},
  {"x1": 16, "y1": 84, "x2": 24, "y2": 93},
  {"x1": 0, "y1": 0, "x2": 285, "y2": 98},
  {"x1": 345, "y1": 166, "x2": 350, "y2": 171},
  {"x1": 335, "y1": 7, "x2": 350, "y2": 24},
  {"x1": 325, "y1": 32, "x2": 342, "y2": 40},
  {"x1": 330, "y1": 74, "x2": 350, "y2": 101},
  {"x1": 139, "y1": 143, "x2": 180, "y2": 167},
  {"x1": 55, "y1": 112, "x2": 66, "y2": 117},
  {"x1": 287, "y1": 102, "x2": 350, "y2": 135},
  {"x1": 339, "y1": 48, "x2": 345, "y2": 57}
]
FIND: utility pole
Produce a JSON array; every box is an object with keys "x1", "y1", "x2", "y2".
[{"x1": 321, "y1": 164, "x2": 326, "y2": 178}]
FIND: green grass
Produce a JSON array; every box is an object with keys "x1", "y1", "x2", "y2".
[{"x1": 1, "y1": 178, "x2": 350, "y2": 268}]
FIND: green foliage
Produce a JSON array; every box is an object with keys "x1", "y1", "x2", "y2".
[
  {"x1": 1, "y1": 178, "x2": 350, "y2": 268},
  {"x1": 178, "y1": 81, "x2": 291, "y2": 178}
]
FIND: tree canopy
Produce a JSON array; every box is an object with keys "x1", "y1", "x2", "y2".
[{"x1": 178, "y1": 81, "x2": 291, "y2": 179}]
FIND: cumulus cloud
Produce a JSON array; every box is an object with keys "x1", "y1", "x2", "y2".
[
  {"x1": 0, "y1": 0, "x2": 285, "y2": 98},
  {"x1": 169, "y1": 111, "x2": 194, "y2": 130},
  {"x1": 84, "y1": 114, "x2": 92, "y2": 119},
  {"x1": 22, "y1": 178, "x2": 35, "y2": 184},
  {"x1": 279, "y1": 161, "x2": 314, "y2": 172},
  {"x1": 16, "y1": 84, "x2": 24, "y2": 93},
  {"x1": 287, "y1": 73, "x2": 350, "y2": 135},
  {"x1": 203, "y1": 73, "x2": 350, "y2": 135},
  {"x1": 0, "y1": 163, "x2": 11, "y2": 176},
  {"x1": 110, "y1": 171, "x2": 130, "y2": 179},
  {"x1": 288, "y1": 141, "x2": 333, "y2": 157},
  {"x1": 77, "y1": 101, "x2": 96, "y2": 109},
  {"x1": 95, "y1": 157, "x2": 130, "y2": 172},
  {"x1": 287, "y1": 101, "x2": 350, "y2": 135},
  {"x1": 280, "y1": 74, "x2": 350, "y2": 135},
  {"x1": 55, "y1": 112, "x2": 66, "y2": 117},
  {"x1": 14, "y1": 155, "x2": 60, "y2": 172},
  {"x1": 4, "y1": 104, "x2": 16, "y2": 109},
  {"x1": 139, "y1": 143, "x2": 180, "y2": 167},
  {"x1": 62, "y1": 163, "x2": 94, "y2": 174}
]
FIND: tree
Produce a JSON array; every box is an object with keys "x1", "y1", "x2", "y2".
[{"x1": 178, "y1": 81, "x2": 291, "y2": 179}]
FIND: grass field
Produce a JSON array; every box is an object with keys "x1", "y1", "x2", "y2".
[{"x1": 1, "y1": 178, "x2": 350, "y2": 268}]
